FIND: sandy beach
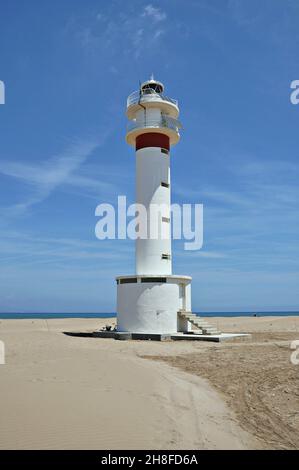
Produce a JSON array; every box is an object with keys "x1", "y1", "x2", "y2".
[{"x1": 0, "y1": 316, "x2": 298, "y2": 449}]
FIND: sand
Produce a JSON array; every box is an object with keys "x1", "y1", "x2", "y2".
[{"x1": 0, "y1": 316, "x2": 298, "y2": 449}]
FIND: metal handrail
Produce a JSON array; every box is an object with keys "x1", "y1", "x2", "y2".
[
  {"x1": 127, "y1": 89, "x2": 178, "y2": 108},
  {"x1": 127, "y1": 116, "x2": 181, "y2": 133}
]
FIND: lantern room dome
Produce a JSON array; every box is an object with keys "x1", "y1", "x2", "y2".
[{"x1": 140, "y1": 78, "x2": 164, "y2": 94}]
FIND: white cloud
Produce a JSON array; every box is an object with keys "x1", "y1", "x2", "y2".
[
  {"x1": 142, "y1": 4, "x2": 167, "y2": 22},
  {"x1": 0, "y1": 230, "x2": 132, "y2": 267},
  {"x1": 153, "y1": 29, "x2": 164, "y2": 40},
  {"x1": 177, "y1": 249, "x2": 227, "y2": 259},
  {"x1": 172, "y1": 154, "x2": 299, "y2": 275},
  {"x1": 0, "y1": 136, "x2": 112, "y2": 216},
  {"x1": 73, "y1": 5, "x2": 168, "y2": 60}
]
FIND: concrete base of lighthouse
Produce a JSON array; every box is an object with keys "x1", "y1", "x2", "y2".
[{"x1": 116, "y1": 275, "x2": 192, "y2": 334}]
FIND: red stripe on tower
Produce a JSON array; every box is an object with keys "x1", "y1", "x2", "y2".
[{"x1": 136, "y1": 133, "x2": 170, "y2": 151}]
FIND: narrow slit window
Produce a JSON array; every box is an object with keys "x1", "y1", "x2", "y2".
[
  {"x1": 162, "y1": 216, "x2": 170, "y2": 223},
  {"x1": 161, "y1": 148, "x2": 169, "y2": 155},
  {"x1": 161, "y1": 254, "x2": 171, "y2": 260},
  {"x1": 161, "y1": 182, "x2": 170, "y2": 188},
  {"x1": 141, "y1": 277, "x2": 167, "y2": 283},
  {"x1": 119, "y1": 277, "x2": 137, "y2": 284}
]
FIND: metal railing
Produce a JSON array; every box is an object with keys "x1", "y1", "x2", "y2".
[
  {"x1": 127, "y1": 116, "x2": 181, "y2": 133},
  {"x1": 127, "y1": 89, "x2": 178, "y2": 108}
]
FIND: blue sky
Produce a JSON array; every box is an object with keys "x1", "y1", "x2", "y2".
[{"x1": 0, "y1": 0, "x2": 298, "y2": 313}]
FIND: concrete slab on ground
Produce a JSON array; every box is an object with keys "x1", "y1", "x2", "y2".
[
  {"x1": 170, "y1": 332, "x2": 251, "y2": 342},
  {"x1": 91, "y1": 331, "x2": 250, "y2": 342}
]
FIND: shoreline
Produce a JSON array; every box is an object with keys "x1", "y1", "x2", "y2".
[{"x1": 1, "y1": 312, "x2": 299, "y2": 321}]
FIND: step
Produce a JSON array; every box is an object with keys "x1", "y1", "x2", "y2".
[
  {"x1": 193, "y1": 324, "x2": 219, "y2": 332},
  {"x1": 178, "y1": 310, "x2": 221, "y2": 335},
  {"x1": 192, "y1": 320, "x2": 211, "y2": 326},
  {"x1": 182, "y1": 315, "x2": 198, "y2": 321},
  {"x1": 202, "y1": 329, "x2": 221, "y2": 335},
  {"x1": 184, "y1": 320, "x2": 214, "y2": 328},
  {"x1": 189, "y1": 320, "x2": 210, "y2": 327},
  {"x1": 195, "y1": 326, "x2": 217, "y2": 332},
  {"x1": 180, "y1": 312, "x2": 201, "y2": 320},
  {"x1": 179, "y1": 311, "x2": 208, "y2": 321},
  {"x1": 194, "y1": 324, "x2": 220, "y2": 333}
]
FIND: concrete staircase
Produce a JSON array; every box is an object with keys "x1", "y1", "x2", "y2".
[{"x1": 178, "y1": 310, "x2": 221, "y2": 335}]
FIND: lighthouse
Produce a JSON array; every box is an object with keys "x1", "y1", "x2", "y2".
[{"x1": 116, "y1": 76, "x2": 193, "y2": 335}]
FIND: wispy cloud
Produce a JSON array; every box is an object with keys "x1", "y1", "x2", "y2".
[
  {"x1": 228, "y1": 0, "x2": 262, "y2": 27},
  {"x1": 227, "y1": 0, "x2": 299, "y2": 53},
  {"x1": 142, "y1": 4, "x2": 167, "y2": 22},
  {"x1": 0, "y1": 230, "x2": 132, "y2": 267},
  {"x1": 0, "y1": 135, "x2": 113, "y2": 217},
  {"x1": 72, "y1": 4, "x2": 168, "y2": 59},
  {"x1": 176, "y1": 249, "x2": 227, "y2": 259},
  {"x1": 173, "y1": 155, "x2": 299, "y2": 275}
]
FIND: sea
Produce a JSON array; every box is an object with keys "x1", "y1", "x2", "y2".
[{"x1": 0, "y1": 311, "x2": 298, "y2": 319}]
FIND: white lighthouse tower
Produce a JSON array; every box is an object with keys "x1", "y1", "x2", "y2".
[{"x1": 116, "y1": 76, "x2": 194, "y2": 335}]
